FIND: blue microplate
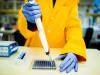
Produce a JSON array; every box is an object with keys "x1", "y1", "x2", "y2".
[{"x1": 32, "y1": 60, "x2": 56, "y2": 70}]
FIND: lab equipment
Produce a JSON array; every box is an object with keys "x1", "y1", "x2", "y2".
[
  {"x1": 28, "y1": 0, "x2": 52, "y2": 62},
  {"x1": 32, "y1": 60, "x2": 56, "y2": 69},
  {"x1": 17, "y1": 52, "x2": 26, "y2": 60},
  {"x1": 23, "y1": 1, "x2": 41, "y2": 23},
  {"x1": 0, "y1": 41, "x2": 18, "y2": 57},
  {"x1": 83, "y1": 26, "x2": 100, "y2": 43},
  {"x1": 55, "y1": 53, "x2": 78, "y2": 73},
  {"x1": 15, "y1": 50, "x2": 33, "y2": 67},
  {"x1": 15, "y1": 52, "x2": 26, "y2": 65}
]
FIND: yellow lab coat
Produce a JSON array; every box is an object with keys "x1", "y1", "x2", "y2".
[{"x1": 18, "y1": 0, "x2": 86, "y2": 61}]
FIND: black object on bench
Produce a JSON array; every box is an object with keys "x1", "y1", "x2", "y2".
[{"x1": 32, "y1": 60, "x2": 56, "y2": 70}]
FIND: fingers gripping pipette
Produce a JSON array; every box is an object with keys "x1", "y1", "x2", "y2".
[{"x1": 28, "y1": 0, "x2": 51, "y2": 59}]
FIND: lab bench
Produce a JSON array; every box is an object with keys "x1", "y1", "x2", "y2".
[{"x1": 0, "y1": 47, "x2": 100, "y2": 75}]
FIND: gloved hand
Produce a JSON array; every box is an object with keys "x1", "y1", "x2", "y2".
[
  {"x1": 55, "y1": 53, "x2": 78, "y2": 73},
  {"x1": 22, "y1": 1, "x2": 41, "y2": 23}
]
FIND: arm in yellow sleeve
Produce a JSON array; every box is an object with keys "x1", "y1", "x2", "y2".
[
  {"x1": 61, "y1": 1, "x2": 86, "y2": 62},
  {"x1": 18, "y1": 9, "x2": 36, "y2": 39}
]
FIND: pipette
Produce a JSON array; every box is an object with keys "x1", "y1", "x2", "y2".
[{"x1": 28, "y1": 0, "x2": 52, "y2": 61}]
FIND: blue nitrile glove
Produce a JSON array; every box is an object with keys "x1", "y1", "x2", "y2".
[
  {"x1": 22, "y1": 1, "x2": 41, "y2": 23},
  {"x1": 55, "y1": 53, "x2": 78, "y2": 73}
]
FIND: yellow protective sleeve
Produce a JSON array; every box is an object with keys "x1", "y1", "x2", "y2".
[
  {"x1": 61, "y1": 0, "x2": 87, "y2": 62},
  {"x1": 17, "y1": 9, "x2": 36, "y2": 39}
]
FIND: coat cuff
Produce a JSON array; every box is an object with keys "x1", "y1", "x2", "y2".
[
  {"x1": 27, "y1": 21, "x2": 37, "y2": 31},
  {"x1": 60, "y1": 39, "x2": 87, "y2": 62}
]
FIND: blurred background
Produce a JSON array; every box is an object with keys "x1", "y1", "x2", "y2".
[{"x1": 0, "y1": 0, "x2": 100, "y2": 49}]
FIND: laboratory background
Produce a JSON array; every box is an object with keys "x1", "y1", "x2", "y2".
[
  {"x1": 0, "y1": 0, "x2": 100, "y2": 49},
  {"x1": 0, "y1": 0, "x2": 100, "y2": 75}
]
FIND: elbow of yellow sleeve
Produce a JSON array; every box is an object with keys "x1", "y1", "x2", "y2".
[
  {"x1": 61, "y1": 39, "x2": 87, "y2": 62},
  {"x1": 17, "y1": 9, "x2": 36, "y2": 39}
]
